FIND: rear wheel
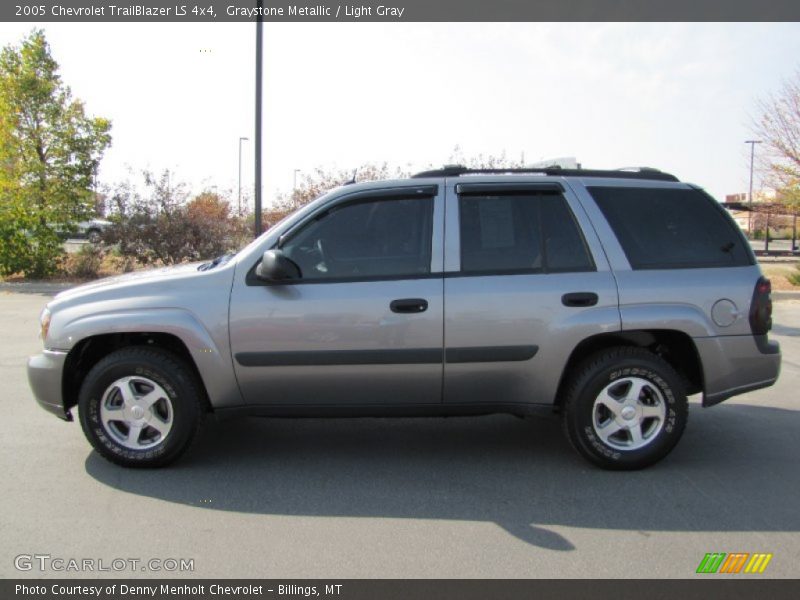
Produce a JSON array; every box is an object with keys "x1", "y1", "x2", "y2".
[
  {"x1": 78, "y1": 347, "x2": 205, "y2": 468},
  {"x1": 87, "y1": 229, "x2": 101, "y2": 244},
  {"x1": 562, "y1": 347, "x2": 688, "y2": 470}
]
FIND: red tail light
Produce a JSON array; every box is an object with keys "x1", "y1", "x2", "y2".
[{"x1": 749, "y1": 276, "x2": 773, "y2": 335}]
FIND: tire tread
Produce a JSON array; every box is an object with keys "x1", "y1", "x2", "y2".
[
  {"x1": 561, "y1": 346, "x2": 688, "y2": 470},
  {"x1": 78, "y1": 346, "x2": 205, "y2": 468}
]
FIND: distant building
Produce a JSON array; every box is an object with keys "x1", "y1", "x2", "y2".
[
  {"x1": 724, "y1": 190, "x2": 776, "y2": 205},
  {"x1": 724, "y1": 192, "x2": 747, "y2": 204},
  {"x1": 722, "y1": 190, "x2": 779, "y2": 230},
  {"x1": 725, "y1": 208, "x2": 748, "y2": 230},
  {"x1": 722, "y1": 188, "x2": 800, "y2": 235}
]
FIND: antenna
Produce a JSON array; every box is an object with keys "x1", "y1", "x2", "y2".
[{"x1": 344, "y1": 168, "x2": 358, "y2": 185}]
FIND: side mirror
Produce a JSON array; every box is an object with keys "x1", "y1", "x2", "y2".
[{"x1": 256, "y1": 249, "x2": 301, "y2": 281}]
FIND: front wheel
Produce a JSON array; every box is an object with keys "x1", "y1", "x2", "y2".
[
  {"x1": 78, "y1": 347, "x2": 205, "y2": 468},
  {"x1": 562, "y1": 347, "x2": 688, "y2": 470}
]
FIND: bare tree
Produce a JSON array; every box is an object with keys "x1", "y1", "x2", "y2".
[
  {"x1": 447, "y1": 145, "x2": 526, "y2": 169},
  {"x1": 753, "y1": 68, "x2": 800, "y2": 207},
  {"x1": 273, "y1": 162, "x2": 411, "y2": 214},
  {"x1": 105, "y1": 170, "x2": 245, "y2": 265},
  {"x1": 271, "y1": 150, "x2": 528, "y2": 217}
]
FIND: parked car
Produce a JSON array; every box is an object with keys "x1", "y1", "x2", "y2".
[
  {"x1": 77, "y1": 218, "x2": 112, "y2": 243},
  {"x1": 27, "y1": 166, "x2": 781, "y2": 469},
  {"x1": 54, "y1": 218, "x2": 112, "y2": 243}
]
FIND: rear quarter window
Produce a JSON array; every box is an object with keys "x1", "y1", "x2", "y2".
[{"x1": 587, "y1": 186, "x2": 753, "y2": 270}]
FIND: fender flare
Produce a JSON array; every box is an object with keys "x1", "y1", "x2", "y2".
[{"x1": 56, "y1": 308, "x2": 242, "y2": 408}]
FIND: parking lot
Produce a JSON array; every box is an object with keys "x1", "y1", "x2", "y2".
[{"x1": 1, "y1": 290, "x2": 799, "y2": 579}]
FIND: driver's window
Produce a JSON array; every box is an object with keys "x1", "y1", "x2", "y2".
[{"x1": 281, "y1": 196, "x2": 433, "y2": 281}]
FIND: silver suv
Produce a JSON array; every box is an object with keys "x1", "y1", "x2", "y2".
[{"x1": 27, "y1": 166, "x2": 781, "y2": 469}]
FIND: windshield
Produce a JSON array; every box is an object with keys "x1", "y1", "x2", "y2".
[{"x1": 229, "y1": 189, "x2": 340, "y2": 262}]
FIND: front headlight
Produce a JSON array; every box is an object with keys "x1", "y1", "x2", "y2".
[{"x1": 39, "y1": 307, "x2": 51, "y2": 343}]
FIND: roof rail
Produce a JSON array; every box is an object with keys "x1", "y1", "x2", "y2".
[{"x1": 411, "y1": 165, "x2": 679, "y2": 182}]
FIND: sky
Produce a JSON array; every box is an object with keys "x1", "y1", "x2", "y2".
[{"x1": 1, "y1": 21, "x2": 799, "y2": 208}]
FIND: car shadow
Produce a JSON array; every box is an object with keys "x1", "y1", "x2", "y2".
[
  {"x1": 85, "y1": 403, "x2": 800, "y2": 551},
  {"x1": 771, "y1": 322, "x2": 800, "y2": 337}
]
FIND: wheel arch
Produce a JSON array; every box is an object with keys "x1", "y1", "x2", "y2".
[
  {"x1": 52, "y1": 307, "x2": 244, "y2": 413},
  {"x1": 62, "y1": 332, "x2": 213, "y2": 414},
  {"x1": 555, "y1": 329, "x2": 703, "y2": 408}
]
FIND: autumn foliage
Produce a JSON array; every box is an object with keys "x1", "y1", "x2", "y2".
[{"x1": 104, "y1": 170, "x2": 248, "y2": 265}]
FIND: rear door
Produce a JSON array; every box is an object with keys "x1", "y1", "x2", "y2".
[{"x1": 442, "y1": 179, "x2": 621, "y2": 407}]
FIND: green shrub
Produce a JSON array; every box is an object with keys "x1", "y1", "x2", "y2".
[
  {"x1": 789, "y1": 264, "x2": 800, "y2": 287},
  {"x1": 0, "y1": 206, "x2": 64, "y2": 278},
  {"x1": 772, "y1": 227, "x2": 797, "y2": 240},
  {"x1": 102, "y1": 253, "x2": 136, "y2": 274}
]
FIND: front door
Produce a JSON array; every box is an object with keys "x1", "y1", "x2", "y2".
[{"x1": 229, "y1": 185, "x2": 445, "y2": 407}]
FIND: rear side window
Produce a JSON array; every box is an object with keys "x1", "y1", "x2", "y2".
[
  {"x1": 459, "y1": 193, "x2": 595, "y2": 274},
  {"x1": 587, "y1": 186, "x2": 753, "y2": 270}
]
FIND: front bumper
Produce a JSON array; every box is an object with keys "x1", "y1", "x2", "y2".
[
  {"x1": 27, "y1": 350, "x2": 71, "y2": 421},
  {"x1": 696, "y1": 335, "x2": 781, "y2": 407}
]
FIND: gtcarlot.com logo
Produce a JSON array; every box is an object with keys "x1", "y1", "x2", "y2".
[
  {"x1": 696, "y1": 552, "x2": 773, "y2": 574},
  {"x1": 14, "y1": 554, "x2": 194, "y2": 573}
]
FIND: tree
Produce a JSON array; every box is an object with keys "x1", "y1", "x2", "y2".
[
  {"x1": 102, "y1": 153, "x2": 535, "y2": 266},
  {"x1": 105, "y1": 169, "x2": 192, "y2": 265},
  {"x1": 0, "y1": 29, "x2": 111, "y2": 276},
  {"x1": 272, "y1": 151, "x2": 523, "y2": 219},
  {"x1": 753, "y1": 68, "x2": 800, "y2": 209},
  {"x1": 185, "y1": 191, "x2": 244, "y2": 259},
  {"x1": 446, "y1": 145, "x2": 526, "y2": 170},
  {"x1": 274, "y1": 162, "x2": 412, "y2": 214},
  {"x1": 270, "y1": 151, "x2": 526, "y2": 217},
  {"x1": 105, "y1": 170, "x2": 245, "y2": 265}
]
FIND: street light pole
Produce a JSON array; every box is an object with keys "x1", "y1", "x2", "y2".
[
  {"x1": 745, "y1": 140, "x2": 762, "y2": 238},
  {"x1": 237, "y1": 136, "x2": 249, "y2": 215},
  {"x1": 254, "y1": 0, "x2": 264, "y2": 238},
  {"x1": 293, "y1": 169, "x2": 300, "y2": 190}
]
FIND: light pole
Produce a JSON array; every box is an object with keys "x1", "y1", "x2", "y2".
[
  {"x1": 237, "y1": 136, "x2": 249, "y2": 215},
  {"x1": 293, "y1": 169, "x2": 300, "y2": 190},
  {"x1": 745, "y1": 140, "x2": 762, "y2": 238},
  {"x1": 254, "y1": 0, "x2": 264, "y2": 238}
]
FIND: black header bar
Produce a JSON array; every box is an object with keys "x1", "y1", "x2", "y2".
[
  {"x1": 5, "y1": 579, "x2": 800, "y2": 600},
  {"x1": 3, "y1": 0, "x2": 800, "y2": 22}
]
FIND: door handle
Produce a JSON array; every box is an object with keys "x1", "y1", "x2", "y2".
[
  {"x1": 390, "y1": 298, "x2": 429, "y2": 314},
  {"x1": 562, "y1": 292, "x2": 599, "y2": 307}
]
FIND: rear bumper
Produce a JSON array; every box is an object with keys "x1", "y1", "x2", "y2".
[
  {"x1": 27, "y1": 350, "x2": 71, "y2": 421},
  {"x1": 695, "y1": 335, "x2": 781, "y2": 407}
]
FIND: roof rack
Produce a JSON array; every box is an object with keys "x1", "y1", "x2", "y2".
[{"x1": 411, "y1": 165, "x2": 679, "y2": 182}]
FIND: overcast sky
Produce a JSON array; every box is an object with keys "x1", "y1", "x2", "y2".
[{"x1": 1, "y1": 22, "x2": 799, "y2": 207}]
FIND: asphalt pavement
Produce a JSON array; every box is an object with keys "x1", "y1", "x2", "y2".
[{"x1": 1, "y1": 290, "x2": 799, "y2": 579}]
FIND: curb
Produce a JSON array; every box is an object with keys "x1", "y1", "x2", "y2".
[
  {"x1": 773, "y1": 291, "x2": 800, "y2": 301},
  {"x1": 0, "y1": 281, "x2": 75, "y2": 295}
]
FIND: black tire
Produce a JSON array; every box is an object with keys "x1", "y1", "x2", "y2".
[
  {"x1": 562, "y1": 347, "x2": 688, "y2": 470},
  {"x1": 78, "y1": 347, "x2": 205, "y2": 468},
  {"x1": 87, "y1": 229, "x2": 101, "y2": 244}
]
